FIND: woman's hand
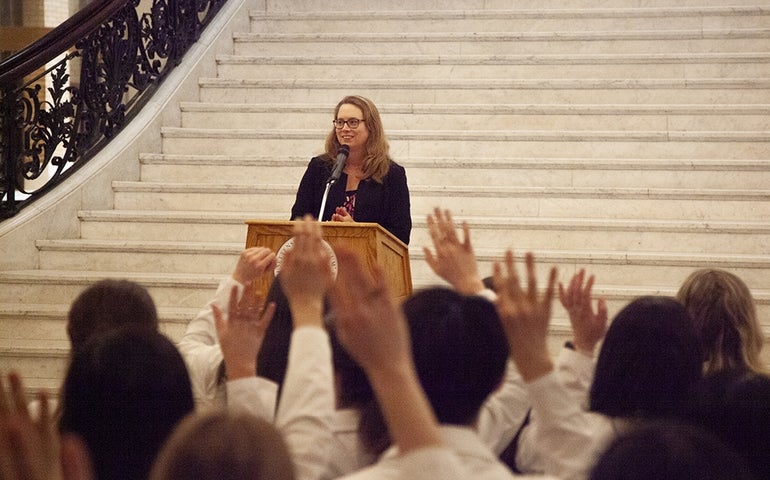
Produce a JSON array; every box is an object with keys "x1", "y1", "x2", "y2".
[{"x1": 331, "y1": 207, "x2": 354, "y2": 222}]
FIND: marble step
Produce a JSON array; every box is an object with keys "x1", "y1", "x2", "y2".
[
  {"x1": 215, "y1": 54, "x2": 770, "y2": 80},
  {"x1": 0, "y1": 303, "x2": 198, "y2": 346},
  {"x1": 0, "y1": 271, "x2": 224, "y2": 309},
  {"x1": 159, "y1": 126, "x2": 770, "y2": 159},
  {"x1": 178, "y1": 102, "x2": 770, "y2": 132},
  {"x1": 110, "y1": 180, "x2": 770, "y2": 220},
  {"x1": 197, "y1": 77, "x2": 770, "y2": 105},
  {"x1": 77, "y1": 209, "x2": 284, "y2": 243},
  {"x1": 249, "y1": 7, "x2": 770, "y2": 34},
  {"x1": 3, "y1": 278, "x2": 769, "y2": 334},
  {"x1": 77, "y1": 210, "x2": 770, "y2": 255},
  {"x1": 139, "y1": 153, "x2": 770, "y2": 190},
  {"x1": 36, "y1": 239, "x2": 243, "y2": 275},
  {"x1": 33, "y1": 238, "x2": 770, "y2": 290},
  {"x1": 231, "y1": 29, "x2": 770, "y2": 56},
  {"x1": 259, "y1": 0, "x2": 768, "y2": 11}
]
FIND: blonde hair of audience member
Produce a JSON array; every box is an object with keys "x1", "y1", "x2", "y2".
[
  {"x1": 676, "y1": 268, "x2": 767, "y2": 375},
  {"x1": 149, "y1": 410, "x2": 295, "y2": 480},
  {"x1": 323, "y1": 95, "x2": 391, "y2": 183}
]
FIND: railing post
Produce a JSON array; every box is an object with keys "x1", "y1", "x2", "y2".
[{"x1": 0, "y1": 82, "x2": 19, "y2": 218}]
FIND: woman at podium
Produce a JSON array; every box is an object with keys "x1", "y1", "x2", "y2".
[{"x1": 290, "y1": 95, "x2": 412, "y2": 245}]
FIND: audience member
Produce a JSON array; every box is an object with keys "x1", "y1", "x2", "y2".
[
  {"x1": 329, "y1": 247, "x2": 483, "y2": 480},
  {"x1": 589, "y1": 421, "x2": 756, "y2": 480},
  {"x1": 148, "y1": 409, "x2": 295, "y2": 480},
  {"x1": 690, "y1": 369, "x2": 770, "y2": 479},
  {"x1": 290, "y1": 95, "x2": 412, "y2": 245},
  {"x1": 67, "y1": 278, "x2": 159, "y2": 357},
  {"x1": 28, "y1": 279, "x2": 162, "y2": 420},
  {"x1": 423, "y1": 208, "x2": 600, "y2": 464},
  {"x1": 492, "y1": 250, "x2": 703, "y2": 480},
  {"x1": 178, "y1": 246, "x2": 278, "y2": 415},
  {"x1": 59, "y1": 329, "x2": 194, "y2": 480},
  {"x1": 676, "y1": 268, "x2": 768, "y2": 375},
  {"x1": 206, "y1": 215, "x2": 336, "y2": 480},
  {"x1": 344, "y1": 283, "x2": 558, "y2": 479}
]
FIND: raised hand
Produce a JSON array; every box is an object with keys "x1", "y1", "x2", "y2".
[
  {"x1": 231, "y1": 247, "x2": 277, "y2": 286},
  {"x1": 280, "y1": 215, "x2": 335, "y2": 328},
  {"x1": 329, "y1": 247, "x2": 410, "y2": 375},
  {"x1": 329, "y1": 247, "x2": 442, "y2": 454},
  {"x1": 493, "y1": 250, "x2": 557, "y2": 382},
  {"x1": 423, "y1": 207, "x2": 485, "y2": 295},
  {"x1": 214, "y1": 284, "x2": 276, "y2": 380},
  {"x1": 0, "y1": 372, "x2": 94, "y2": 480},
  {"x1": 558, "y1": 269, "x2": 608, "y2": 356}
]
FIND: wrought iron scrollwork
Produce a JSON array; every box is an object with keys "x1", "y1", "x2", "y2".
[{"x1": 0, "y1": 0, "x2": 228, "y2": 218}]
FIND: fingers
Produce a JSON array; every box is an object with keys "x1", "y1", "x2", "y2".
[
  {"x1": 233, "y1": 247, "x2": 277, "y2": 284},
  {"x1": 61, "y1": 434, "x2": 95, "y2": 480},
  {"x1": 427, "y1": 207, "x2": 459, "y2": 246},
  {"x1": 543, "y1": 266, "x2": 558, "y2": 318},
  {"x1": 597, "y1": 298, "x2": 609, "y2": 324}
]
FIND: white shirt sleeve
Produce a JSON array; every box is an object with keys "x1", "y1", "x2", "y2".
[
  {"x1": 226, "y1": 376, "x2": 278, "y2": 422},
  {"x1": 275, "y1": 326, "x2": 335, "y2": 480},
  {"x1": 518, "y1": 371, "x2": 614, "y2": 480},
  {"x1": 177, "y1": 277, "x2": 241, "y2": 409},
  {"x1": 475, "y1": 359, "x2": 530, "y2": 454}
]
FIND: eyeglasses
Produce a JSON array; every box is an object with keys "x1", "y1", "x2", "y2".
[{"x1": 333, "y1": 118, "x2": 364, "y2": 129}]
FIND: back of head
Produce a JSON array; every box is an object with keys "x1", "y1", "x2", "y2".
[
  {"x1": 676, "y1": 268, "x2": 766, "y2": 375},
  {"x1": 691, "y1": 369, "x2": 770, "y2": 480},
  {"x1": 590, "y1": 421, "x2": 756, "y2": 480},
  {"x1": 402, "y1": 287, "x2": 509, "y2": 425},
  {"x1": 67, "y1": 279, "x2": 159, "y2": 356},
  {"x1": 150, "y1": 410, "x2": 295, "y2": 480},
  {"x1": 60, "y1": 329, "x2": 195, "y2": 480},
  {"x1": 590, "y1": 296, "x2": 703, "y2": 420}
]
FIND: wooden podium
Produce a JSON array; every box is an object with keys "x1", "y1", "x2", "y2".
[{"x1": 245, "y1": 220, "x2": 412, "y2": 301}]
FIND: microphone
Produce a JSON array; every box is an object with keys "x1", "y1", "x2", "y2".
[
  {"x1": 327, "y1": 144, "x2": 350, "y2": 184},
  {"x1": 318, "y1": 145, "x2": 350, "y2": 219}
]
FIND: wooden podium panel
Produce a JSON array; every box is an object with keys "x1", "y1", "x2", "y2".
[{"x1": 245, "y1": 220, "x2": 412, "y2": 301}]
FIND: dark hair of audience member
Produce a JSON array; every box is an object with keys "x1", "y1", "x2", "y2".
[
  {"x1": 256, "y1": 276, "x2": 293, "y2": 390},
  {"x1": 690, "y1": 369, "x2": 770, "y2": 480},
  {"x1": 589, "y1": 421, "x2": 756, "y2": 480},
  {"x1": 676, "y1": 268, "x2": 767, "y2": 375},
  {"x1": 67, "y1": 279, "x2": 159, "y2": 356},
  {"x1": 590, "y1": 296, "x2": 703, "y2": 421},
  {"x1": 356, "y1": 288, "x2": 509, "y2": 454},
  {"x1": 59, "y1": 329, "x2": 195, "y2": 480},
  {"x1": 405, "y1": 287, "x2": 508, "y2": 424},
  {"x1": 149, "y1": 409, "x2": 295, "y2": 480}
]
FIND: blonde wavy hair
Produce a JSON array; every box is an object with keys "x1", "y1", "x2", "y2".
[
  {"x1": 324, "y1": 95, "x2": 391, "y2": 183},
  {"x1": 676, "y1": 268, "x2": 768, "y2": 375}
]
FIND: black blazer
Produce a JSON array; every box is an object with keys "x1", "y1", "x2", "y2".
[{"x1": 290, "y1": 156, "x2": 412, "y2": 245}]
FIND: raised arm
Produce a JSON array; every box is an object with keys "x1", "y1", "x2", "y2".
[
  {"x1": 0, "y1": 372, "x2": 94, "y2": 480},
  {"x1": 330, "y1": 247, "x2": 442, "y2": 455},
  {"x1": 494, "y1": 252, "x2": 610, "y2": 480},
  {"x1": 273, "y1": 215, "x2": 336, "y2": 480},
  {"x1": 493, "y1": 250, "x2": 557, "y2": 383},
  {"x1": 558, "y1": 269, "x2": 608, "y2": 357},
  {"x1": 177, "y1": 247, "x2": 276, "y2": 409}
]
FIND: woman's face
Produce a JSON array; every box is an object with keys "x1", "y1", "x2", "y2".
[{"x1": 335, "y1": 103, "x2": 369, "y2": 153}]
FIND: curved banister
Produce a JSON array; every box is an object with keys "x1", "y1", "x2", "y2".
[
  {"x1": 0, "y1": 0, "x2": 229, "y2": 219},
  {"x1": 0, "y1": 0, "x2": 125, "y2": 86}
]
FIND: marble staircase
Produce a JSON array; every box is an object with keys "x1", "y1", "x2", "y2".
[{"x1": 1, "y1": 0, "x2": 770, "y2": 396}]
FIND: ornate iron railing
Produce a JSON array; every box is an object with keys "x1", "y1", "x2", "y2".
[{"x1": 0, "y1": 0, "x2": 228, "y2": 219}]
